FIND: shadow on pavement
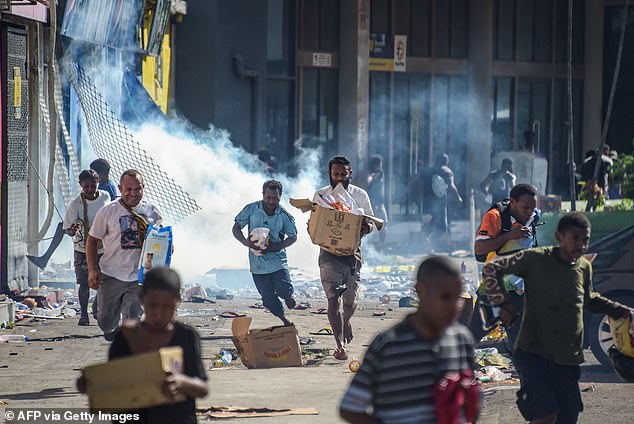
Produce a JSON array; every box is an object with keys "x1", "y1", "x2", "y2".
[{"x1": 2, "y1": 387, "x2": 75, "y2": 401}]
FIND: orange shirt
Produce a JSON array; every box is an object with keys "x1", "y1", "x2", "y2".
[{"x1": 477, "y1": 209, "x2": 535, "y2": 259}]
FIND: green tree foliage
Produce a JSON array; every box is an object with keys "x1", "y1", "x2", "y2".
[{"x1": 613, "y1": 154, "x2": 634, "y2": 199}]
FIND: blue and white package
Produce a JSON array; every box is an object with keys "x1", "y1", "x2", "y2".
[{"x1": 138, "y1": 224, "x2": 173, "y2": 283}]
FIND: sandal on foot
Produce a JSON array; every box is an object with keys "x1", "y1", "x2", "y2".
[{"x1": 333, "y1": 348, "x2": 349, "y2": 361}]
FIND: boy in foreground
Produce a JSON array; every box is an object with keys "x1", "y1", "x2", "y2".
[
  {"x1": 340, "y1": 256, "x2": 479, "y2": 424},
  {"x1": 482, "y1": 212, "x2": 633, "y2": 424}
]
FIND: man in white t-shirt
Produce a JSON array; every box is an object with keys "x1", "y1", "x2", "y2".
[
  {"x1": 63, "y1": 169, "x2": 111, "y2": 326},
  {"x1": 314, "y1": 156, "x2": 374, "y2": 361},
  {"x1": 86, "y1": 169, "x2": 162, "y2": 340}
]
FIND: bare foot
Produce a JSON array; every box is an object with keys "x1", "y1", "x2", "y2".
[
  {"x1": 344, "y1": 321, "x2": 353, "y2": 345},
  {"x1": 333, "y1": 347, "x2": 349, "y2": 361}
]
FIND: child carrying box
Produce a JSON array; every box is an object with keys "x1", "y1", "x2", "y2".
[{"x1": 78, "y1": 268, "x2": 208, "y2": 423}]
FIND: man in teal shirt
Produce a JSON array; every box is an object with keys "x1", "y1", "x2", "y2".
[{"x1": 232, "y1": 180, "x2": 298, "y2": 325}]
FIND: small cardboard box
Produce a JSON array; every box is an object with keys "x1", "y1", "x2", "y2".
[
  {"x1": 83, "y1": 346, "x2": 185, "y2": 411},
  {"x1": 290, "y1": 198, "x2": 384, "y2": 256},
  {"x1": 231, "y1": 317, "x2": 302, "y2": 369}
]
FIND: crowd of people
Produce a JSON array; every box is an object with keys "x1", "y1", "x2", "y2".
[{"x1": 60, "y1": 153, "x2": 634, "y2": 424}]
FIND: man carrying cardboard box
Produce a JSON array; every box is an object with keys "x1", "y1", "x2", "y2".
[
  {"x1": 233, "y1": 180, "x2": 298, "y2": 326},
  {"x1": 314, "y1": 156, "x2": 374, "y2": 360}
]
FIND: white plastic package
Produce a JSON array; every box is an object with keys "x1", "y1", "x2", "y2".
[
  {"x1": 138, "y1": 224, "x2": 173, "y2": 283},
  {"x1": 249, "y1": 227, "x2": 270, "y2": 256}
]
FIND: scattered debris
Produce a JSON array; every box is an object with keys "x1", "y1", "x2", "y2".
[
  {"x1": 309, "y1": 328, "x2": 333, "y2": 336},
  {"x1": 299, "y1": 337, "x2": 316, "y2": 346},
  {"x1": 475, "y1": 347, "x2": 513, "y2": 368},
  {"x1": 218, "y1": 311, "x2": 246, "y2": 318},
  {"x1": 476, "y1": 366, "x2": 512, "y2": 383},
  {"x1": 197, "y1": 406, "x2": 319, "y2": 419}
]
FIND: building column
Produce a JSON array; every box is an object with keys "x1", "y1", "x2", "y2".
[
  {"x1": 582, "y1": 0, "x2": 603, "y2": 155},
  {"x1": 467, "y1": 0, "x2": 494, "y2": 191},
  {"x1": 338, "y1": 0, "x2": 370, "y2": 174},
  {"x1": 27, "y1": 23, "x2": 41, "y2": 288}
]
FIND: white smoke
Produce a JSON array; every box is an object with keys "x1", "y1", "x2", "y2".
[{"x1": 133, "y1": 121, "x2": 323, "y2": 281}]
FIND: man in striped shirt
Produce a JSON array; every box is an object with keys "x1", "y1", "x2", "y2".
[{"x1": 340, "y1": 256, "x2": 479, "y2": 424}]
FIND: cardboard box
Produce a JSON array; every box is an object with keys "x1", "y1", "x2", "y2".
[
  {"x1": 231, "y1": 317, "x2": 302, "y2": 369},
  {"x1": 290, "y1": 198, "x2": 384, "y2": 256},
  {"x1": 83, "y1": 346, "x2": 185, "y2": 411},
  {"x1": 0, "y1": 300, "x2": 15, "y2": 328}
]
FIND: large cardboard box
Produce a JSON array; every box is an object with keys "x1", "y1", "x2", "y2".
[
  {"x1": 83, "y1": 346, "x2": 185, "y2": 411},
  {"x1": 290, "y1": 198, "x2": 384, "y2": 256},
  {"x1": 231, "y1": 317, "x2": 302, "y2": 369}
]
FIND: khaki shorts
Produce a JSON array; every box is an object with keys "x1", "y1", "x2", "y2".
[{"x1": 319, "y1": 257, "x2": 361, "y2": 304}]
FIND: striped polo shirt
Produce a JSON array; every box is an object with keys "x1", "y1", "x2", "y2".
[{"x1": 340, "y1": 318, "x2": 476, "y2": 424}]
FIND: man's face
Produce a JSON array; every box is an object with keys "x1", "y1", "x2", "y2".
[
  {"x1": 330, "y1": 163, "x2": 352, "y2": 189},
  {"x1": 262, "y1": 188, "x2": 281, "y2": 213},
  {"x1": 510, "y1": 194, "x2": 537, "y2": 225},
  {"x1": 415, "y1": 273, "x2": 464, "y2": 332},
  {"x1": 556, "y1": 226, "x2": 591, "y2": 261},
  {"x1": 142, "y1": 290, "x2": 178, "y2": 332},
  {"x1": 119, "y1": 174, "x2": 144, "y2": 207},
  {"x1": 80, "y1": 179, "x2": 98, "y2": 198}
]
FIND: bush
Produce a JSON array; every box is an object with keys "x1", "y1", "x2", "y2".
[{"x1": 613, "y1": 153, "x2": 634, "y2": 198}]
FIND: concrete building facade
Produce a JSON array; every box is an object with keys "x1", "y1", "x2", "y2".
[{"x1": 170, "y1": 0, "x2": 633, "y2": 215}]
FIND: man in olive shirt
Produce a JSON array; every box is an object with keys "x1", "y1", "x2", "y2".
[{"x1": 482, "y1": 212, "x2": 632, "y2": 424}]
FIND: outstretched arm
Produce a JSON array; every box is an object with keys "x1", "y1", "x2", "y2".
[
  {"x1": 482, "y1": 251, "x2": 531, "y2": 325},
  {"x1": 583, "y1": 267, "x2": 633, "y2": 318}
]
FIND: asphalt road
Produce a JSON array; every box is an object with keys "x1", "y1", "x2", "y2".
[{"x1": 1, "y1": 299, "x2": 632, "y2": 424}]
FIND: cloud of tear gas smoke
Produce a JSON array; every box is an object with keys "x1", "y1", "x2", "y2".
[{"x1": 133, "y1": 121, "x2": 323, "y2": 280}]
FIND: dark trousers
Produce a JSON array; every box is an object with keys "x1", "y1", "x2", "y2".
[
  {"x1": 514, "y1": 349, "x2": 583, "y2": 423},
  {"x1": 252, "y1": 269, "x2": 293, "y2": 317},
  {"x1": 74, "y1": 251, "x2": 100, "y2": 319}
]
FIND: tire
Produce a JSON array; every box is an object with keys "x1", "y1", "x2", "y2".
[{"x1": 588, "y1": 294, "x2": 634, "y2": 368}]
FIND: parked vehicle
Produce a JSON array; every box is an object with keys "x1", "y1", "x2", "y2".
[{"x1": 584, "y1": 225, "x2": 634, "y2": 367}]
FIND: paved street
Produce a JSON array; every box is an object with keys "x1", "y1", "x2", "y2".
[{"x1": 1, "y1": 300, "x2": 631, "y2": 424}]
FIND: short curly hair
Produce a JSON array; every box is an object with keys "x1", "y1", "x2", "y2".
[
  {"x1": 557, "y1": 212, "x2": 591, "y2": 234},
  {"x1": 78, "y1": 169, "x2": 99, "y2": 183},
  {"x1": 262, "y1": 179, "x2": 283, "y2": 195}
]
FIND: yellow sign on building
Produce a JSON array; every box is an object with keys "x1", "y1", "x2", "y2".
[
  {"x1": 13, "y1": 67, "x2": 22, "y2": 119},
  {"x1": 140, "y1": 13, "x2": 172, "y2": 114},
  {"x1": 369, "y1": 58, "x2": 394, "y2": 72}
]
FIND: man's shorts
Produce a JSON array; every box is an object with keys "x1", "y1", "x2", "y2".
[
  {"x1": 319, "y1": 256, "x2": 361, "y2": 304},
  {"x1": 514, "y1": 349, "x2": 583, "y2": 424}
]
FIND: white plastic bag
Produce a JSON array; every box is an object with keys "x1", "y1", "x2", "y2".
[
  {"x1": 138, "y1": 224, "x2": 173, "y2": 283},
  {"x1": 249, "y1": 227, "x2": 270, "y2": 256}
]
